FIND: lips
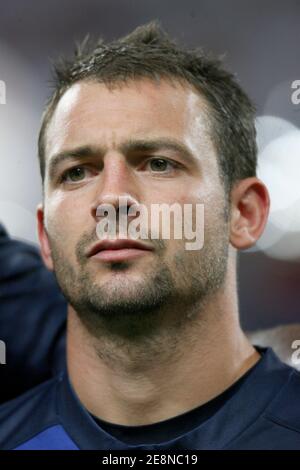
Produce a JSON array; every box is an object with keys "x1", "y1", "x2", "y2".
[{"x1": 86, "y1": 238, "x2": 153, "y2": 262}]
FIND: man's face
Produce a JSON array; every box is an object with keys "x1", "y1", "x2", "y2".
[{"x1": 39, "y1": 78, "x2": 229, "y2": 337}]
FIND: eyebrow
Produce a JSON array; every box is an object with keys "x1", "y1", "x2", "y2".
[{"x1": 47, "y1": 137, "x2": 196, "y2": 181}]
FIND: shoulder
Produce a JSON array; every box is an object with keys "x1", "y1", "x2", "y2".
[
  {"x1": 230, "y1": 363, "x2": 300, "y2": 449},
  {"x1": 265, "y1": 367, "x2": 300, "y2": 433},
  {"x1": 256, "y1": 349, "x2": 300, "y2": 435}
]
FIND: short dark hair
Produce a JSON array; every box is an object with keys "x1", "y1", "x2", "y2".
[{"x1": 38, "y1": 21, "x2": 257, "y2": 192}]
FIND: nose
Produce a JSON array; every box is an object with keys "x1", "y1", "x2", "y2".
[{"x1": 90, "y1": 152, "x2": 140, "y2": 220}]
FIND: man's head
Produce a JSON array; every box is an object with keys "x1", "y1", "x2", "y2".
[
  {"x1": 37, "y1": 22, "x2": 269, "y2": 340},
  {"x1": 38, "y1": 21, "x2": 257, "y2": 193}
]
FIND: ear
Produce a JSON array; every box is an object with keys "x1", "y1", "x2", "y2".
[
  {"x1": 230, "y1": 177, "x2": 270, "y2": 250},
  {"x1": 37, "y1": 203, "x2": 54, "y2": 270}
]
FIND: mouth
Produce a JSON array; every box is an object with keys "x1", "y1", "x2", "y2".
[{"x1": 86, "y1": 239, "x2": 154, "y2": 263}]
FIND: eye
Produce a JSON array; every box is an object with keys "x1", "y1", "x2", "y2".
[
  {"x1": 146, "y1": 158, "x2": 176, "y2": 172},
  {"x1": 61, "y1": 166, "x2": 91, "y2": 183}
]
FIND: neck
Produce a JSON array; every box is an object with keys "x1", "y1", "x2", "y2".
[{"x1": 67, "y1": 273, "x2": 259, "y2": 426}]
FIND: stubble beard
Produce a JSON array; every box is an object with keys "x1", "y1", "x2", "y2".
[{"x1": 47, "y1": 203, "x2": 229, "y2": 364}]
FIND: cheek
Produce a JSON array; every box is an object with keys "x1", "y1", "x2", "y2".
[
  {"x1": 143, "y1": 182, "x2": 204, "y2": 206},
  {"x1": 45, "y1": 192, "x2": 93, "y2": 251}
]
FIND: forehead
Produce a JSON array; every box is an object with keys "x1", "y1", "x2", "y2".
[{"x1": 45, "y1": 78, "x2": 214, "y2": 161}]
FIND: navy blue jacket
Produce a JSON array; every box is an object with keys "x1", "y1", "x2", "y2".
[
  {"x1": 0, "y1": 224, "x2": 66, "y2": 403},
  {"x1": 0, "y1": 348, "x2": 299, "y2": 449}
]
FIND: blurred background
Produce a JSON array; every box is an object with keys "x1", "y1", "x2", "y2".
[{"x1": 0, "y1": 0, "x2": 299, "y2": 331}]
